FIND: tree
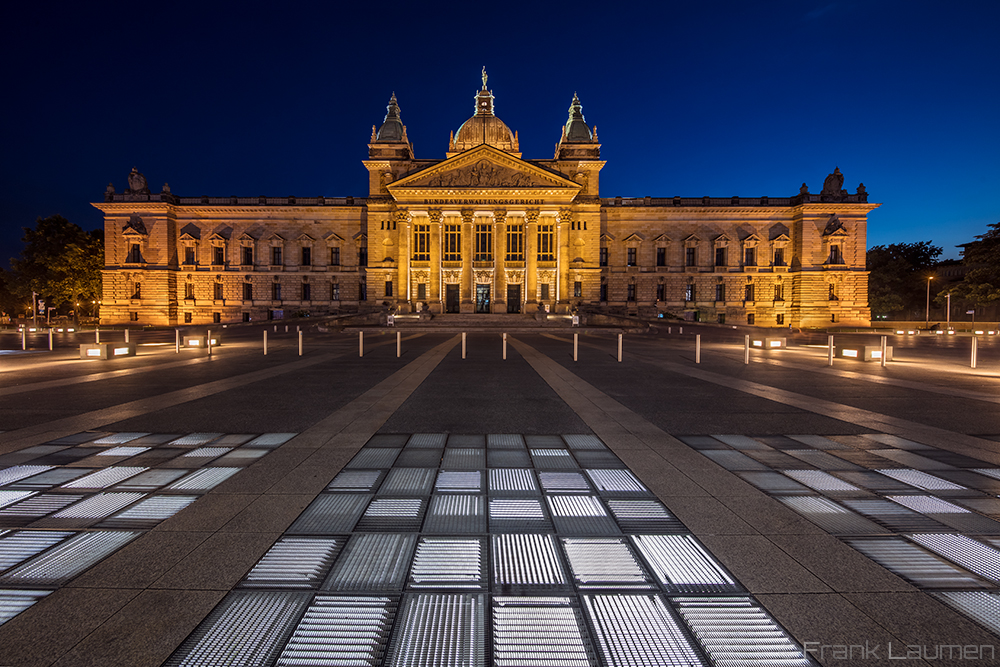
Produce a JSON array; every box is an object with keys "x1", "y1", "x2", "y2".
[
  {"x1": 949, "y1": 222, "x2": 1000, "y2": 312},
  {"x1": 866, "y1": 241, "x2": 942, "y2": 318},
  {"x1": 9, "y1": 215, "x2": 104, "y2": 314}
]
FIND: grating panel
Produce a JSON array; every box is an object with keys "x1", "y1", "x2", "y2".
[
  {"x1": 712, "y1": 435, "x2": 769, "y2": 450},
  {"x1": 275, "y1": 595, "x2": 397, "y2": 667},
  {"x1": 489, "y1": 468, "x2": 539, "y2": 495},
  {"x1": 61, "y1": 466, "x2": 149, "y2": 489},
  {"x1": 0, "y1": 531, "x2": 73, "y2": 571},
  {"x1": 368, "y1": 434, "x2": 410, "y2": 448},
  {"x1": 607, "y1": 500, "x2": 685, "y2": 533},
  {"x1": 0, "y1": 491, "x2": 34, "y2": 509},
  {"x1": 323, "y1": 533, "x2": 417, "y2": 592},
  {"x1": 492, "y1": 597, "x2": 592, "y2": 667},
  {"x1": 738, "y1": 472, "x2": 812, "y2": 494},
  {"x1": 745, "y1": 450, "x2": 809, "y2": 468},
  {"x1": 423, "y1": 495, "x2": 485, "y2": 534},
  {"x1": 563, "y1": 434, "x2": 607, "y2": 450},
  {"x1": 492, "y1": 534, "x2": 567, "y2": 587},
  {"x1": 181, "y1": 447, "x2": 232, "y2": 458},
  {"x1": 211, "y1": 434, "x2": 257, "y2": 446},
  {"x1": 92, "y1": 432, "x2": 151, "y2": 445},
  {"x1": 525, "y1": 435, "x2": 564, "y2": 447},
  {"x1": 163, "y1": 590, "x2": 310, "y2": 667},
  {"x1": 487, "y1": 449, "x2": 532, "y2": 467},
  {"x1": 488, "y1": 434, "x2": 526, "y2": 449},
  {"x1": 448, "y1": 434, "x2": 485, "y2": 447},
  {"x1": 490, "y1": 499, "x2": 552, "y2": 533},
  {"x1": 99, "y1": 495, "x2": 197, "y2": 528},
  {"x1": 96, "y1": 446, "x2": 150, "y2": 457},
  {"x1": 932, "y1": 592, "x2": 1000, "y2": 636},
  {"x1": 585, "y1": 469, "x2": 650, "y2": 496},
  {"x1": 379, "y1": 468, "x2": 435, "y2": 496},
  {"x1": 548, "y1": 496, "x2": 620, "y2": 535},
  {"x1": 409, "y1": 537, "x2": 484, "y2": 588},
  {"x1": 846, "y1": 537, "x2": 989, "y2": 588},
  {"x1": 442, "y1": 448, "x2": 486, "y2": 469},
  {"x1": 435, "y1": 471, "x2": 482, "y2": 493},
  {"x1": 354, "y1": 498, "x2": 426, "y2": 532},
  {"x1": 782, "y1": 470, "x2": 862, "y2": 492},
  {"x1": 387, "y1": 594, "x2": 485, "y2": 667},
  {"x1": 562, "y1": 538, "x2": 652, "y2": 588},
  {"x1": 168, "y1": 467, "x2": 241, "y2": 491},
  {"x1": 841, "y1": 499, "x2": 948, "y2": 532},
  {"x1": 531, "y1": 449, "x2": 578, "y2": 469},
  {"x1": 0, "y1": 530, "x2": 140, "y2": 585},
  {"x1": 394, "y1": 448, "x2": 443, "y2": 467},
  {"x1": 288, "y1": 494, "x2": 371, "y2": 534},
  {"x1": 0, "y1": 465, "x2": 54, "y2": 486},
  {"x1": 406, "y1": 433, "x2": 447, "y2": 448},
  {"x1": 113, "y1": 469, "x2": 189, "y2": 490},
  {"x1": 907, "y1": 533, "x2": 1000, "y2": 582},
  {"x1": 129, "y1": 433, "x2": 183, "y2": 445},
  {"x1": 872, "y1": 449, "x2": 952, "y2": 470},
  {"x1": 572, "y1": 450, "x2": 624, "y2": 468},
  {"x1": 0, "y1": 590, "x2": 50, "y2": 626},
  {"x1": 972, "y1": 468, "x2": 1000, "y2": 481},
  {"x1": 864, "y1": 434, "x2": 930, "y2": 449},
  {"x1": 677, "y1": 435, "x2": 728, "y2": 449},
  {"x1": 211, "y1": 451, "x2": 267, "y2": 466},
  {"x1": 777, "y1": 496, "x2": 886, "y2": 535},
  {"x1": 700, "y1": 450, "x2": 770, "y2": 471},
  {"x1": 242, "y1": 536, "x2": 342, "y2": 589},
  {"x1": 830, "y1": 471, "x2": 916, "y2": 493},
  {"x1": 631, "y1": 535, "x2": 737, "y2": 593},
  {"x1": 245, "y1": 433, "x2": 296, "y2": 447},
  {"x1": 167, "y1": 433, "x2": 223, "y2": 446},
  {"x1": 786, "y1": 434, "x2": 847, "y2": 450},
  {"x1": 45, "y1": 432, "x2": 108, "y2": 445},
  {"x1": 888, "y1": 495, "x2": 969, "y2": 514},
  {"x1": 539, "y1": 471, "x2": 591, "y2": 493},
  {"x1": 583, "y1": 594, "x2": 705, "y2": 666},
  {"x1": 0, "y1": 494, "x2": 83, "y2": 523},
  {"x1": 784, "y1": 450, "x2": 859, "y2": 470},
  {"x1": 877, "y1": 469, "x2": 966, "y2": 491},
  {"x1": 50, "y1": 492, "x2": 146, "y2": 520},
  {"x1": 327, "y1": 469, "x2": 384, "y2": 492},
  {"x1": 347, "y1": 448, "x2": 401, "y2": 469},
  {"x1": 674, "y1": 596, "x2": 812, "y2": 667}
]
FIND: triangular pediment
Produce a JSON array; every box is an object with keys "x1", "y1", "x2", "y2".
[
  {"x1": 238, "y1": 232, "x2": 256, "y2": 242},
  {"x1": 622, "y1": 233, "x2": 645, "y2": 244},
  {"x1": 772, "y1": 233, "x2": 791, "y2": 243},
  {"x1": 266, "y1": 232, "x2": 284, "y2": 242},
  {"x1": 387, "y1": 144, "x2": 581, "y2": 204},
  {"x1": 712, "y1": 234, "x2": 732, "y2": 244},
  {"x1": 652, "y1": 234, "x2": 671, "y2": 244},
  {"x1": 741, "y1": 233, "x2": 762, "y2": 244},
  {"x1": 179, "y1": 232, "x2": 198, "y2": 241},
  {"x1": 324, "y1": 232, "x2": 344, "y2": 243},
  {"x1": 684, "y1": 234, "x2": 701, "y2": 244},
  {"x1": 297, "y1": 233, "x2": 315, "y2": 242}
]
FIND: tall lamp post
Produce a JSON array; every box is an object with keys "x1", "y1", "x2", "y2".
[{"x1": 925, "y1": 275, "x2": 935, "y2": 328}]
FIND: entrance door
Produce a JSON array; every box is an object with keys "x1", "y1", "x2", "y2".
[
  {"x1": 445, "y1": 284, "x2": 460, "y2": 313},
  {"x1": 475, "y1": 285, "x2": 490, "y2": 313},
  {"x1": 506, "y1": 284, "x2": 521, "y2": 313}
]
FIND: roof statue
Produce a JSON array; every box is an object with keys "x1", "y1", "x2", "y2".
[
  {"x1": 126, "y1": 167, "x2": 150, "y2": 195},
  {"x1": 482, "y1": 66, "x2": 487, "y2": 89},
  {"x1": 821, "y1": 167, "x2": 845, "y2": 196}
]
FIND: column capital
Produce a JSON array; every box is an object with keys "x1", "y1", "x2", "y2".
[
  {"x1": 460, "y1": 209, "x2": 475, "y2": 225},
  {"x1": 492, "y1": 208, "x2": 507, "y2": 224},
  {"x1": 394, "y1": 210, "x2": 411, "y2": 224},
  {"x1": 557, "y1": 208, "x2": 573, "y2": 224},
  {"x1": 427, "y1": 209, "x2": 442, "y2": 224},
  {"x1": 524, "y1": 209, "x2": 539, "y2": 225}
]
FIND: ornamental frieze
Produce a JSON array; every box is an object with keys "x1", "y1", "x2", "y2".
[
  {"x1": 505, "y1": 270, "x2": 524, "y2": 284},
  {"x1": 474, "y1": 270, "x2": 493, "y2": 284},
  {"x1": 413, "y1": 159, "x2": 561, "y2": 189},
  {"x1": 442, "y1": 270, "x2": 462, "y2": 284}
]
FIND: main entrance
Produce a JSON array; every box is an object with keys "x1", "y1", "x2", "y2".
[
  {"x1": 445, "y1": 285, "x2": 460, "y2": 313},
  {"x1": 475, "y1": 285, "x2": 490, "y2": 313},
  {"x1": 506, "y1": 284, "x2": 521, "y2": 313}
]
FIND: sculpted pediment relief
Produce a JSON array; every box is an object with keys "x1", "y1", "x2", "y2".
[{"x1": 389, "y1": 145, "x2": 579, "y2": 193}]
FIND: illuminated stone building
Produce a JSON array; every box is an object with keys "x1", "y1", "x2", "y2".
[{"x1": 95, "y1": 73, "x2": 876, "y2": 328}]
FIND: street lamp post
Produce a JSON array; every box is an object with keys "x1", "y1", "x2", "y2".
[{"x1": 925, "y1": 276, "x2": 934, "y2": 328}]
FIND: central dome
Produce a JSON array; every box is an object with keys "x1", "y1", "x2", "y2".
[{"x1": 449, "y1": 69, "x2": 520, "y2": 155}]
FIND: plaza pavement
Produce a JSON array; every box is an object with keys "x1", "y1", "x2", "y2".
[{"x1": 0, "y1": 322, "x2": 999, "y2": 666}]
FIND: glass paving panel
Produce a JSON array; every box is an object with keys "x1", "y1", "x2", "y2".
[
  {"x1": 327, "y1": 469, "x2": 383, "y2": 492},
  {"x1": 0, "y1": 531, "x2": 73, "y2": 571},
  {"x1": 585, "y1": 469, "x2": 650, "y2": 496},
  {"x1": 275, "y1": 595, "x2": 397, "y2": 667},
  {"x1": 0, "y1": 531, "x2": 140, "y2": 586},
  {"x1": 241, "y1": 537, "x2": 342, "y2": 589},
  {"x1": 492, "y1": 534, "x2": 566, "y2": 587},
  {"x1": 60, "y1": 467, "x2": 149, "y2": 489},
  {"x1": 379, "y1": 468, "x2": 435, "y2": 496},
  {"x1": 492, "y1": 597, "x2": 593, "y2": 667},
  {"x1": 408, "y1": 537, "x2": 484, "y2": 588},
  {"x1": 0, "y1": 491, "x2": 34, "y2": 509},
  {"x1": 583, "y1": 594, "x2": 706, "y2": 667},
  {"x1": 488, "y1": 468, "x2": 538, "y2": 495},
  {"x1": 442, "y1": 448, "x2": 485, "y2": 469},
  {"x1": 323, "y1": 533, "x2": 417, "y2": 592},
  {"x1": 168, "y1": 467, "x2": 241, "y2": 491},
  {"x1": 287, "y1": 494, "x2": 370, "y2": 534},
  {"x1": 0, "y1": 466, "x2": 54, "y2": 487},
  {"x1": 846, "y1": 538, "x2": 990, "y2": 589},
  {"x1": 385, "y1": 593, "x2": 485, "y2": 667},
  {"x1": 877, "y1": 469, "x2": 966, "y2": 491},
  {"x1": 631, "y1": 535, "x2": 738, "y2": 593},
  {"x1": 562, "y1": 537, "x2": 652, "y2": 589},
  {"x1": 423, "y1": 495, "x2": 485, "y2": 533}
]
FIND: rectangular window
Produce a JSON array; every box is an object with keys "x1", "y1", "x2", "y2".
[
  {"x1": 443, "y1": 224, "x2": 461, "y2": 261},
  {"x1": 184, "y1": 312, "x2": 192, "y2": 323},
  {"x1": 747, "y1": 313, "x2": 755, "y2": 325},
  {"x1": 417, "y1": 283, "x2": 426, "y2": 300},
  {"x1": 132, "y1": 283, "x2": 141, "y2": 299},
  {"x1": 715, "y1": 283, "x2": 725, "y2": 302},
  {"x1": 243, "y1": 312, "x2": 251, "y2": 322},
  {"x1": 773, "y1": 247, "x2": 785, "y2": 266},
  {"x1": 213, "y1": 246, "x2": 225, "y2": 265},
  {"x1": 385, "y1": 280, "x2": 393, "y2": 297},
  {"x1": 627, "y1": 248, "x2": 637, "y2": 266},
  {"x1": 627, "y1": 283, "x2": 636, "y2": 301},
  {"x1": 185, "y1": 247, "x2": 195, "y2": 265},
  {"x1": 272, "y1": 283, "x2": 282, "y2": 300},
  {"x1": 302, "y1": 282, "x2": 311, "y2": 300},
  {"x1": 413, "y1": 224, "x2": 430, "y2": 261},
  {"x1": 829, "y1": 245, "x2": 843, "y2": 264},
  {"x1": 331, "y1": 282, "x2": 340, "y2": 300},
  {"x1": 475, "y1": 223, "x2": 492, "y2": 261},
  {"x1": 829, "y1": 283, "x2": 838, "y2": 300},
  {"x1": 271, "y1": 246, "x2": 282, "y2": 265},
  {"x1": 242, "y1": 245, "x2": 253, "y2": 266},
  {"x1": 656, "y1": 283, "x2": 664, "y2": 301},
  {"x1": 776, "y1": 313, "x2": 784, "y2": 325},
  {"x1": 656, "y1": 247, "x2": 666, "y2": 267},
  {"x1": 302, "y1": 247, "x2": 311, "y2": 266},
  {"x1": 599, "y1": 283, "x2": 608, "y2": 301},
  {"x1": 686, "y1": 247, "x2": 696, "y2": 267},
  {"x1": 599, "y1": 247, "x2": 608, "y2": 267},
  {"x1": 129, "y1": 311, "x2": 139, "y2": 321},
  {"x1": 718, "y1": 313, "x2": 726, "y2": 324},
  {"x1": 358, "y1": 247, "x2": 368, "y2": 266},
  {"x1": 774, "y1": 284, "x2": 784, "y2": 301},
  {"x1": 745, "y1": 284, "x2": 754, "y2": 301},
  {"x1": 574, "y1": 281, "x2": 582, "y2": 298},
  {"x1": 243, "y1": 282, "x2": 253, "y2": 300},
  {"x1": 185, "y1": 283, "x2": 194, "y2": 300},
  {"x1": 127, "y1": 243, "x2": 142, "y2": 263},
  {"x1": 359, "y1": 281, "x2": 367, "y2": 300},
  {"x1": 715, "y1": 247, "x2": 726, "y2": 266},
  {"x1": 213, "y1": 283, "x2": 223, "y2": 300},
  {"x1": 744, "y1": 247, "x2": 756, "y2": 266},
  {"x1": 685, "y1": 284, "x2": 694, "y2": 302},
  {"x1": 506, "y1": 224, "x2": 523, "y2": 261},
  {"x1": 540, "y1": 284, "x2": 550, "y2": 301},
  {"x1": 537, "y1": 224, "x2": 554, "y2": 261},
  {"x1": 213, "y1": 312, "x2": 221, "y2": 324},
  {"x1": 330, "y1": 247, "x2": 341, "y2": 266}
]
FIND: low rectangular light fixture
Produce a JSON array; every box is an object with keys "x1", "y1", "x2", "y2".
[
  {"x1": 113, "y1": 347, "x2": 129, "y2": 356},
  {"x1": 209, "y1": 338, "x2": 218, "y2": 344},
  {"x1": 86, "y1": 349, "x2": 101, "y2": 357},
  {"x1": 907, "y1": 330, "x2": 917, "y2": 335},
  {"x1": 752, "y1": 340, "x2": 763, "y2": 347},
  {"x1": 871, "y1": 350, "x2": 882, "y2": 359},
  {"x1": 975, "y1": 330, "x2": 985, "y2": 335},
  {"x1": 769, "y1": 340, "x2": 781, "y2": 347},
  {"x1": 895, "y1": 330, "x2": 905, "y2": 334},
  {"x1": 842, "y1": 349, "x2": 859, "y2": 358},
  {"x1": 187, "y1": 339, "x2": 201, "y2": 346},
  {"x1": 935, "y1": 331, "x2": 944, "y2": 335},
  {"x1": 948, "y1": 331, "x2": 956, "y2": 335}
]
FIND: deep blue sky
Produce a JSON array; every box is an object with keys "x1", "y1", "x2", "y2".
[{"x1": 2, "y1": 0, "x2": 997, "y2": 269}]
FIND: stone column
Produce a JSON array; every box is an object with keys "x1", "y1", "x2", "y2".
[
  {"x1": 396, "y1": 210, "x2": 410, "y2": 310},
  {"x1": 493, "y1": 209, "x2": 506, "y2": 313},
  {"x1": 460, "y1": 209, "x2": 474, "y2": 312},
  {"x1": 428, "y1": 209, "x2": 442, "y2": 312},
  {"x1": 558, "y1": 209, "x2": 571, "y2": 311},
  {"x1": 525, "y1": 209, "x2": 539, "y2": 308}
]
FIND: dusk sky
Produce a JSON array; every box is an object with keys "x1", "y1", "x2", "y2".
[{"x1": 2, "y1": 0, "x2": 997, "y2": 269}]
